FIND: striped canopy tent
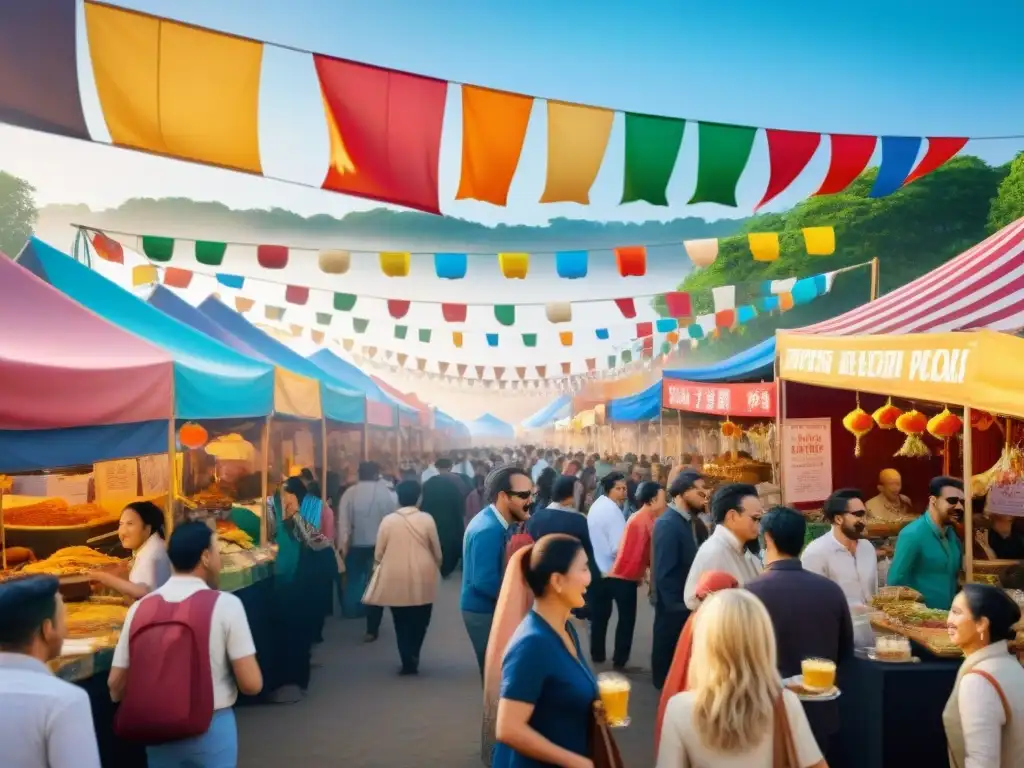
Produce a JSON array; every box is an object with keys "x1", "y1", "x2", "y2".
[
  {"x1": 796, "y1": 217, "x2": 1024, "y2": 337},
  {"x1": 369, "y1": 376, "x2": 433, "y2": 428}
]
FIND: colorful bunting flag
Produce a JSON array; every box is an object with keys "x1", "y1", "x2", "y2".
[
  {"x1": 688, "y1": 122, "x2": 757, "y2": 207},
  {"x1": 546, "y1": 303, "x2": 572, "y2": 323},
  {"x1": 561, "y1": 363, "x2": 571, "y2": 375},
  {"x1": 84, "y1": 3, "x2": 263, "y2": 174},
  {"x1": 316, "y1": 312, "x2": 331, "y2": 326},
  {"x1": 333, "y1": 292, "x2": 357, "y2": 311},
  {"x1": 522, "y1": 333, "x2": 537, "y2": 347},
  {"x1": 195, "y1": 241, "x2": 227, "y2": 267},
  {"x1": 749, "y1": 232, "x2": 780, "y2": 262},
  {"x1": 452, "y1": 331, "x2": 463, "y2": 347},
  {"x1": 814, "y1": 134, "x2": 877, "y2": 196},
  {"x1": 614, "y1": 246, "x2": 647, "y2": 277},
  {"x1": 319, "y1": 249, "x2": 350, "y2": 274},
  {"x1": 540, "y1": 101, "x2": 613, "y2": 204},
  {"x1": 498, "y1": 252, "x2": 529, "y2": 279},
  {"x1": 614, "y1": 298, "x2": 637, "y2": 319},
  {"x1": 397, "y1": 353, "x2": 408, "y2": 366},
  {"x1": 663, "y1": 291, "x2": 692, "y2": 318},
  {"x1": 595, "y1": 329, "x2": 609, "y2": 340},
  {"x1": 92, "y1": 232, "x2": 123, "y2": 264},
  {"x1": 494, "y1": 305, "x2": 516, "y2": 326},
  {"x1": 555, "y1": 250, "x2": 588, "y2": 279},
  {"x1": 456, "y1": 86, "x2": 533, "y2": 206},
  {"x1": 142, "y1": 235, "x2": 174, "y2": 263},
  {"x1": 257, "y1": 245, "x2": 288, "y2": 270},
  {"x1": 559, "y1": 332, "x2": 573, "y2": 347},
  {"x1": 380, "y1": 251, "x2": 410, "y2": 277},
  {"x1": 442, "y1": 303, "x2": 467, "y2": 323},
  {"x1": 387, "y1": 299, "x2": 411, "y2": 319},
  {"x1": 234, "y1": 296, "x2": 254, "y2": 313},
  {"x1": 757, "y1": 129, "x2": 821, "y2": 210},
  {"x1": 802, "y1": 226, "x2": 835, "y2": 256},
  {"x1": 457, "y1": 364, "x2": 467, "y2": 377},
  {"x1": 353, "y1": 318, "x2": 369, "y2": 333},
  {"x1": 265, "y1": 305, "x2": 284, "y2": 321},
  {"x1": 904, "y1": 137, "x2": 968, "y2": 186},
  {"x1": 636, "y1": 321, "x2": 653, "y2": 338},
  {"x1": 536, "y1": 365, "x2": 546, "y2": 378},
  {"x1": 516, "y1": 367, "x2": 527, "y2": 379},
  {"x1": 418, "y1": 329, "x2": 431, "y2": 343},
  {"x1": 394, "y1": 325, "x2": 408, "y2": 340},
  {"x1": 315, "y1": 55, "x2": 447, "y2": 214},
  {"x1": 475, "y1": 365, "x2": 485, "y2": 379},
  {"x1": 486, "y1": 333, "x2": 499, "y2": 347},
  {"x1": 285, "y1": 285, "x2": 309, "y2": 305},
  {"x1": 311, "y1": 329, "x2": 325, "y2": 344},
  {"x1": 684, "y1": 238, "x2": 718, "y2": 267},
  {"x1": 131, "y1": 264, "x2": 157, "y2": 287},
  {"x1": 870, "y1": 136, "x2": 923, "y2": 198},
  {"x1": 434, "y1": 252, "x2": 467, "y2": 279},
  {"x1": 163, "y1": 267, "x2": 192, "y2": 289},
  {"x1": 621, "y1": 113, "x2": 685, "y2": 206},
  {"x1": 493, "y1": 366, "x2": 505, "y2": 380}
]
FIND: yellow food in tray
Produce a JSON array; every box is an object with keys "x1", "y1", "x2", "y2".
[
  {"x1": 65, "y1": 601, "x2": 129, "y2": 638},
  {"x1": 5, "y1": 501, "x2": 115, "y2": 527},
  {"x1": 20, "y1": 546, "x2": 122, "y2": 577},
  {"x1": 216, "y1": 520, "x2": 254, "y2": 549}
]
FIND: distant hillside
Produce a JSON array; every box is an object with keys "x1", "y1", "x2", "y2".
[{"x1": 36, "y1": 198, "x2": 746, "y2": 251}]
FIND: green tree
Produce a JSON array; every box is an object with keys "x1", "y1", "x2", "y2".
[
  {"x1": 988, "y1": 152, "x2": 1024, "y2": 233},
  {"x1": 0, "y1": 171, "x2": 38, "y2": 258}
]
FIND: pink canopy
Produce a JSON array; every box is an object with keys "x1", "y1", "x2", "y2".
[{"x1": 0, "y1": 254, "x2": 174, "y2": 430}]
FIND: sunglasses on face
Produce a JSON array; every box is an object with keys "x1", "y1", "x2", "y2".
[
  {"x1": 943, "y1": 497, "x2": 965, "y2": 507},
  {"x1": 506, "y1": 490, "x2": 532, "y2": 500}
]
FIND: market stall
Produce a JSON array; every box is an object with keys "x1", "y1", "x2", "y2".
[
  {"x1": 434, "y1": 409, "x2": 470, "y2": 450},
  {"x1": 370, "y1": 375, "x2": 436, "y2": 461},
  {"x1": 465, "y1": 413, "x2": 516, "y2": 448}
]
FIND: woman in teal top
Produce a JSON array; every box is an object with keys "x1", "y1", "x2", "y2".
[{"x1": 887, "y1": 476, "x2": 964, "y2": 609}]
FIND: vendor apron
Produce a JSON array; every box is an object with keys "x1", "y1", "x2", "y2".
[{"x1": 943, "y1": 658, "x2": 1011, "y2": 768}]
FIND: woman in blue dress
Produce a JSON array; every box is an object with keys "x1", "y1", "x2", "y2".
[{"x1": 484, "y1": 533, "x2": 598, "y2": 768}]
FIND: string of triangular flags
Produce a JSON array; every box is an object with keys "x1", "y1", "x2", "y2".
[{"x1": 91, "y1": 225, "x2": 836, "y2": 284}]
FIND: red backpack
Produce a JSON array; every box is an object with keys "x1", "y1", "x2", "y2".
[
  {"x1": 504, "y1": 523, "x2": 534, "y2": 567},
  {"x1": 114, "y1": 590, "x2": 220, "y2": 744}
]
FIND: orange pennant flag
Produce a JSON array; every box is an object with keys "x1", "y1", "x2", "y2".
[
  {"x1": 456, "y1": 86, "x2": 534, "y2": 206},
  {"x1": 540, "y1": 102, "x2": 614, "y2": 204}
]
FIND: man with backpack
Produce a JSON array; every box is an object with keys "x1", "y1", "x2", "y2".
[{"x1": 108, "y1": 521, "x2": 263, "y2": 766}]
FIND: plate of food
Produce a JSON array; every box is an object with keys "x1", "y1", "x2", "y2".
[{"x1": 782, "y1": 675, "x2": 841, "y2": 701}]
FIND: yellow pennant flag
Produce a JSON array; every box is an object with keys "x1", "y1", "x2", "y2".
[
  {"x1": 131, "y1": 264, "x2": 157, "y2": 286},
  {"x1": 540, "y1": 102, "x2": 614, "y2": 204},
  {"x1": 749, "y1": 232, "x2": 780, "y2": 262},
  {"x1": 802, "y1": 226, "x2": 836, "y2": 256},
  {"x1": 84, "y1": 2, "x2": 262, "y2": 174}
]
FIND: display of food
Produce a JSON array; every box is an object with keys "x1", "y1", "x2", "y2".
[
  {"x1": 19, "y1": 546, "x2": 122, "y2": 577},
  {"x1": 872, "y1": 599, "x2": 948, "y2": 629},
  {"x1": 65, "y1": 599, "x2": 129, "y2": 638},
  {"x1": 4, "y1": 500, "x2": 115, "y2": 527},
  {"x1": 188, "y1": 488, "x2": 233, "y2": 511},
  {"x1": 216, "y1": 519, "x2": 254, "y2": 550},
  {"x1": 874, "y1": 635, "x2": 912, "y2": 661},
  {"x1": 872, "y1": 585, "x2": 924, "y2": 604}
]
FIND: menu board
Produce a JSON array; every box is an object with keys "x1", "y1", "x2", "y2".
[
  {"x1": 93, "y1": 459, "x2": 139, "y2": 502},
  {"x1": 781, "y1": 418, "x2": 833, "y2": 504},
  {"x1": 986, "y1": 481, "x2": 1024, "y2": 517}
]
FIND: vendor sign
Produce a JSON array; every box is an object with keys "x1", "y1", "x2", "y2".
[
  {"x1": 776, "y1": 330, "x2": 1024, "y2": 420},
  {"x1": 662, "y1": 379, "x2": 776, "y2": 417}
]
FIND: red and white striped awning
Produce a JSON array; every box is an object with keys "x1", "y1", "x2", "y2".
[{"x1": 797, "y1": 217, "x2": 1024, "y2": 336}]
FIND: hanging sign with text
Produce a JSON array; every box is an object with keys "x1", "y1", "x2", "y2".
[
  {"x1": 782, "y1": 417, "x2": 833, "y2": 504},
  {"x1": 662, "y1": 379, "x2": 776, "y2": 417}
]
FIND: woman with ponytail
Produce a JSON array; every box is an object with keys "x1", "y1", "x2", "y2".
[{"x1": 482, "y1": 534, "x2": 600, "y2": 768}]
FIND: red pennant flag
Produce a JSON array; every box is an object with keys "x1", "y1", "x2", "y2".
[
  {"x1": 586, "y1": 358, "x2": 596, "y2": 371},
  {"x1": 716, "y1": 309, "x2": 736, "y2": 328},
  {"x1": 493, "y1": 366, "x2": 505, "y2": 380},
  {"x1": 757, "y1": 129, "x2": 822, "y2": 210},
  {"x1": 457, "y1": 363, "x2": 467, "y2": 377},
  {"x1": 663, "y1": 292, "x2": 692, "y2": 318},
  {"x1": 438, "y1": 362, "x2": 449, "y2": 375},
  {"x1": 92, "y1": 232, "x2": 124, "y2": 264},
  {"x1": 636, "y1": 321, "x2": 653, "y2": 338},
  {"x1": 257, "y1": 244, "x2": 289, "y2": 269},
  {"x1": 561, "y1": 362, "x2": 571, "y2": 375},
  {"x1": 285, "y1": 285, "x2": 309, "y2": 305},
  {"x1": 387, "y1": 299, "x2": 410, "y2": 319},
  {"x1": 814, "y1": 134, "x2": 877, "y2": 196},
  {"x1": 536, "y1": 365, "x2": 546, "y2": 378},
  {"x1": 475, "y1": 365, "x2": 485, "y2": 379},
  {"x1": 614, "y1": 246, "x2": 647, "y2": 277},
  {"x1": 615, "y1": 298, "x2": 637, "y2": 319},
  {"x1": 442, "y1": 303, "x2": 467, "y2": 322},
  {"x1": 315, "y1": 55, "x2": 447, "y2": 214},
  {"x1": 516, "y1": 366, "x2": 527, "y2": 379},
  {"x1": 163, "y1": 267, "x2": 193, "y2": 288},
  {"x1": 903, "y1": 137, "x2": 969, "y2": 186},
  {"x1": 642, "y1": 336, "x2": 654, "y2": 353}
]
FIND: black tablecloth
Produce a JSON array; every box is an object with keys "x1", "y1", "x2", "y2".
[
  {"x1": 78, "y1": 574, "x2": 277, "y2": 767},
  {"x1": 833, "y1": 652, "x2": 959, "y2": 768}
]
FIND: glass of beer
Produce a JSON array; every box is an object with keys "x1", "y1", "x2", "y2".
[
  {"x1": 801, "y1": 658, "x2": 837, "y2": 692},
  {"x1": 597, "y1": 672, "x2": 631, "y2": 727}
]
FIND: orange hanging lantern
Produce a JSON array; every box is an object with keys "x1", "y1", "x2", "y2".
[
  {"x1": 872, "y1": 398, "x2": 903, "y2": 430},
  {"x1": 927, "y1": 408, "x2": 963, "y2": 440},
  {"x1": 842, "y1": 402, "x2": 874, "y2": 457},
  {"x1": 895, "y1": 409, "x2": 930, "y2": 458},
  {"x1": 721, "y1": 420, "x2": 742, "y2": 439},
  {"x1": 971, "y1": 411, "x2": 995, "y2": 432},
  {"x1": 178, "y1": 422, "x2": 209, "y2": 450}
]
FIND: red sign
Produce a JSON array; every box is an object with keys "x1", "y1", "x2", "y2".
[{"x1": 661, "y1": 379, "x2": 776, "y2": 417}]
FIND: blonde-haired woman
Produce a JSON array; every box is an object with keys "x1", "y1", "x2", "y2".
[{"x1": 657, "y1": 589, "x2": 827, "y2": 768}]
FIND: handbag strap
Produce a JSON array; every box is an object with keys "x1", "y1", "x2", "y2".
[
  {"x1": 772, "y1": 692, "x2": 800, "y2": 768},
  {"x1": 397, "y1": 512, "x2": 434, "y2": 558},
  {"x1": 966, "y1": 669, "x2": 1012, "y2": 723}
]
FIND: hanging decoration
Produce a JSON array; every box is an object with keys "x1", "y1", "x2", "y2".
[
  {"x1": 0, "y1": 2, "x2": 977, "y2": 217},
  {"x1": 894, "y1": 409, "x2": 931, "y2": 458},
  {"x1": 971, "y1": 411, "x2": 995, "y2": 432},
  {"x1": 872, "y1": 398, "x2": 903, "y2": 430},
  {"x1": 178, "y1": 422, "x2": 209, "y2": 450},
  {"x1": 926, "y1": 408, "x2": 963, "y2": 441},
  {"x1": 842, "y1": 396, "x2": 874, "y2": 457}
]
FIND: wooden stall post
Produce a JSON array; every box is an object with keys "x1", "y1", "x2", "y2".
[
  {"x1": 963, "y1": 406, "x2": 974, "y2": 584},
  {"x1": 165, "y1": 380, "x2": 176, "y2": 537},
  {"x1": 677, "y1": 411, "x2": 683, "y2": 459},
  {"x1": 870, "y1": 257, "x2": 880, "y2": 301},
  {"x1": 260, "y1": 417, "x2": 271, "y2": 546},
  {"x1": 321, "y1": 418, "x2": 329, "y2": 509}
]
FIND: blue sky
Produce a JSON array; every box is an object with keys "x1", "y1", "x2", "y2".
[{"x1": 3, "y1": 0, "x2": 1023, "y2": 226}]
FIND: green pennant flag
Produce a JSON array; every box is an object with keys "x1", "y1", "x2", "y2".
[
  {"x1": 142, "y1": 235, "x2": 175, "y2": 263},
  {"x1": 495, "y1": 305, "x2": 516, "y2": 326},
  {"x1": 622, "y1": 350, "x2": 632, "y2": 364},
  {"x1": 522, "y1": 333, "x2": 537, "y2": 347},
  {"x1": 622, "y1": 113, "x2": 685, "y2": 206},
  {"x1": 195, "y1": 240, "x2": 227, "y2": 266},
  {"x1": 607, "y1": 355, "x2": 616, "y2": 369},
  {"x1": 418, "y1": 328, "x2": 432, "y2": 343},
  {"x1": 394, "y1": 325, "x2": 408, "y2": 340},
  {"x1": 333, "y1": 292, "x2": 357, "y2": 311},
  {"x1": 353, "y1": 318, "x2": 369, "y2": 333},
  {"x1": 688, "y1": 122, "x2": 758, "y2": 207},
  {"x1": 315, "y1": 312, "x2": 332, "y2": 326}
]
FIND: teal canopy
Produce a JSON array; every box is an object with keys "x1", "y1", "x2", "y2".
[{"x1": 18, "y1": 238, "x2": 275, "y2": 420}]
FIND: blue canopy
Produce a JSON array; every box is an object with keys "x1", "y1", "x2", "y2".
[
  {"x1": 308, "y1": 348, "x2": 418, "y2": 427},
  {"x1": 19, "y1": 238, "x2": 276, "y2": 420},
  {"x1": 196, "y1": 297, "x2": 366, "y2": 424},
  {"x1": 147, "y1": 286, "x2": 271, "y2": 363},
  {"x1": 521, "y1": 394, "x2": 572, "y2": 429},
  {"x1": 607, "y1": 381, "x2": 662, "y2": 422},
  {"x1": 466, "y1": 412, "x2": 516, "y2": 441},
  {"x1": 662, "y1": 338, "x2": 776, "y2": 383}
]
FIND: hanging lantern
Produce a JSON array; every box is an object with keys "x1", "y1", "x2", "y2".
[
  {"x1": 872, "y1": 398, "x2": 903, "y2": 430},
  {"x1": 927, "y1": 408, "x2": 963, "y2": 440},
  {"x1": 178, "y1": 422, "x2": 209, "y2": 450},
  {"x1": 842, "y1": 402, "x2": 874, "y2": 457},
  {"x1": 895, "y1": 409, "x2": 930, "y2": 458},
  {"x1": 721, "y1": 420, "x2": 742, "y2": 439},
  {"x1": 971, "y1": 410, "x2": 995, "y2": 432}
]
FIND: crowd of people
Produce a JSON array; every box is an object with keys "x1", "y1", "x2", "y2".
[{"x1": 3, "y1": 444, "x2": 1024, "y2": 767}]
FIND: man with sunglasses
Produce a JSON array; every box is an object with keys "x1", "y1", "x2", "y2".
[
  {"x1": 887, "y1": 476, "x2": 964, "y2": 610},
  {"x1": 802, "y1": 488, "x2": 879, "y2": 645}
]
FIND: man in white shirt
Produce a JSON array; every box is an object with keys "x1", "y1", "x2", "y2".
[
  {"x1": 683, "y1": 483, "x2": 764, "y2": 609},
  {"x1": 0, "y1": 575, "x2": 101, "y2": 768},
  {"x1": 587, "y1": 471, "x2": 635, "y2": 666},
  {"x1": 531, "y1": 450, "x2": 551, "y2": 482},
  {"x1": 109, "y1": 522, "x2": 263, "y2": 766},
  {"x1": 802, "y1": 488, "x2": 878, "y2": 645}
]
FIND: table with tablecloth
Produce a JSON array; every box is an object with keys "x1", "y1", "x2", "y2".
[{"x1": 832, "y1": 649, "x2": 960, "y2": 768}]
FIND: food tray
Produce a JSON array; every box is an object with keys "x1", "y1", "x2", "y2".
[
  {"x1": 782, "y1": 675, "x2": 841, "y2": 702},
  {"x1": 870, "y1": 616, "x2": 962, "y2": 659}
]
